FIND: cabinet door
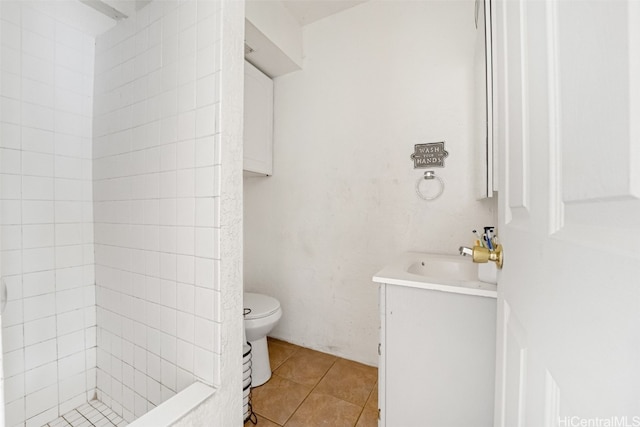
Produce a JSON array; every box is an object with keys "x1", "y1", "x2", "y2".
[
  {"x1": 384, "y1": 285, "x2": 496, "y2": 427},
  {"x1": 244, "y1": 60, "x2": 274, "y2": 175},
  {"x1": 474, "y1": 0, "x2": 496, "y2": 199}
]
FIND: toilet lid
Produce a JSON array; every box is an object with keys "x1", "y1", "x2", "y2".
[{"x1": 244, "y1": 292, "x2": 280, "y2": 320}]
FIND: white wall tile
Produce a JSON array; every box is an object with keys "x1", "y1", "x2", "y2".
[
  {"x1": 1, "y1": 95, "x2": 21, "y2": 125},
  {"x1": 59, "y1": 372, "x2": 85, "y2": 402},
  {"x1": 25, "y1": 383, "x2": 58, "y2": 419},
  {"x1": 22, "y1": 127, "x2": 54, "y2": 153},
  {"x1": 22, "y1": 102, "x2": 55, "y2": 131},
  {"x1": 55, "y1": 223, "x2": 83, "y2": 246},
  {"x1": 22, "y1": 77, "x2": 55, "y2": 107},
  {"x1": 4, "y1": 349, "x2": 25, "y2": 378},
  {"x1": 55, "y1": 156, "x2": 84, "y2": 179},
  {"x1": 23, "y1": 293, "x2": 56, "y2": 323},
  {"x1": 55, "y1": 245, "x2": 84, "y2": 269},
  {"x1": 90, "y1": 1, "x2": 224, "y2": 416},
  {"x1": 194, "y1": 257, "x2": 215, "y2": 289},
  {"x1": 22, "y1": 224, "x2": 55, "y2": 249},
  {"x1": 22, "y1": 54, "x2": 54, "y2": 85},
  {"x1": 22, "y1": 247, "x2": 55, "y2": 273},
  {"x1": 0, "y1": 123, "x2": 21, "y2": 150},
  {"x1": 25, "y1": 361, "x2": 58, "y2": 394},
  {"x1": 160, "y1": 332, "x2": 177, "y2": 365},
  {"x1": 194, "y1": 227, "x2": 215, "y2": 259},
  {"x1": 1, "y1": 148, "x2": 21, "y2": 174},
  {"x1": 194, "y1": 287, "x2": 214, "y2": 320},
  {"x1": 176, "y1": 282, "x2": 194, "y2": 313},
  {"x1": 24, "y1": 316, "x2": 57, "y2": 347},
  {"x1": 1, "y1": 249, "x2": 22, "y2": 277},
  {"x1": 1, "y1": 20, "x2": 22, "y2": 49},
  {"x1": 22, "y1": 29, "x2": 54, "y2": 62},
  {"x1": 1, "y1": 173, "x2": 22, "y2": 200},
  {"x1": 5, "y1": 397, "x2": 26, "y2": 427},
  {"x1": 4, "y1": 374, "x2": 25, "y2": 403},
  {"x1": 22, "y1": 200, "x2": 54, "y2": 224},
  {"x1": 195, "y1": 43, "x2": 216, "y2": 80},
  {"x1": 1, "y1": 70, "x2": 21, "y2": 99},
  {"x1": 57, "y1": 310, "x2": 85, "y2": 336},
  {"x1": 176, "y1": 340, "x2": 193, "y2": 372},
  {"x1": 55, "y1": 201, "x2": 83, "y2": 223},
  {"x1": 1, "y1": 200, "x2": 22, "y2": 225},
  {"x1": 1, "y1": 225, "x2": 21, "y2": 250},
  {"x1": 193, "y1": 346, "x2": 213, "y2": 384},
  {"x1": 58, "y1": 330, "x2": 85, "y2": 358},
  {"x1": 3, "y1": 324, "x2": 25, "y2": 353},
  {"x1": 23, "y1": 270, "x2": 55, "y2": 297},
  {"x1": 21, "y1": 6, "x2": 55, "y2": 38},
  {"x1": 23, "y1": 176, "x2": 54, "y2": 200},
  {"x1": 57, "y1": 287, "x2": 86, "y2": 313},
  {"x1": 25, "y1": 338, "x2": 57, "y2": 370},
  {"x1": 22, "y1": 151, "x2": 54, "y2": 177},
  {"x1": 2, "y1": 296, "x2": 25, "y2": 327}
]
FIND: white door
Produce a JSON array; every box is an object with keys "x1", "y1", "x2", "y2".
[{"x1": 493, "y1": 0, "x2": 640, "y2": 426}]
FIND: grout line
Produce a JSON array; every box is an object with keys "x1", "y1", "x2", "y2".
[
  {"x1": 280, "y1": 352, "x2": 339, "y2": 426},
  {"x1": 255, "y1": 340, "x2": 378, "y2": 427}
]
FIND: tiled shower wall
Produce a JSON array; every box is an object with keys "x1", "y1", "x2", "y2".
[
  {"x1": 92, "y1": 0, "x2": 222, "y2": 422},
  {"x1": 0, "y1": 2, "x2": 97, "y2": 426}
]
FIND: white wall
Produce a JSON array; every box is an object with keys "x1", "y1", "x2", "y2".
[
  {"x1": 92, "y1": 0, "x2": 225, "y2": 422},
  {"x1": 173, "y1": 0, "x2": 245, "y2": 423},
  {"x1": 0, "y1": 2, "x2": 97, "y2": 425},
  {"x1": 244, "y1": 0, "x2": 496, "y2": 365}
]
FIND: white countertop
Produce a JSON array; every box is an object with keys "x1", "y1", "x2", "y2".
[{"x1": 373, "y1": 252, "x2": 498, "y2": 298}]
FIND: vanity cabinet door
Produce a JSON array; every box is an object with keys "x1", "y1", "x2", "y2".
[
  {"x1": 380, "y1": 284, "x2": 496, "y2": 427},
  {"x1": 244, "y1": 60, "x2": 274, "y2": 175}
]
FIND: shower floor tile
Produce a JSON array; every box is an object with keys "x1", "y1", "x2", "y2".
[
  {"x1": 43, "y1": 400, "x2": 127, "y2": 427},
  {"x1": 246, "y1": 338, "x2": 378, "y2": 427}
]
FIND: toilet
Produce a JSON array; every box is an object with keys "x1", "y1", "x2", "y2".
[{"x1": 243, "y1": 292, "x2": 282, "y2": 387}]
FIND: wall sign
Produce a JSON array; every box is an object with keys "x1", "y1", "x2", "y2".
[{"x1": 410, "y1": 142, "x2": 449, "y2": 168}]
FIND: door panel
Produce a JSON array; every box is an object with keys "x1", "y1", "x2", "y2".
[{"x1": 494, "y1": 0, "x2": 640, "y2": 424}]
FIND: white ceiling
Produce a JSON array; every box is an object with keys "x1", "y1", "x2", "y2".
[
  {"x1": 31, "y1": 0, "x2": 367, "y2": 39},
  {"x1": 29, "y1": 0, "x2": 148, "y2": 38},
  {"x1": 281, "y1": 0, "x2": 368, "y2": 26}
]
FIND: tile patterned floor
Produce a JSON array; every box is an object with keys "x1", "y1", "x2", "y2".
[
  {"x1": 43, "y1": 400, "x2": 127, "y2": 427},
  {"x1": 245, "y1": 338, "x2": 378, "y2": 427}
]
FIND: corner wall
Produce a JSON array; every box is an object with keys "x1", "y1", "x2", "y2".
[
  {"x1": 0, "y1": 2, "x2": 97, "y2": 425},
  {"x1": 92, "y1": 0, "x2": 225, "y2": 422},
  {"x1": 244, "y1": 0, "x2": 496, "y2": 365}
]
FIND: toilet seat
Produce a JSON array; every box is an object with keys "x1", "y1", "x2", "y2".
[{"x1": 244, "y1": 292, "x2": 280, "y2": 320}]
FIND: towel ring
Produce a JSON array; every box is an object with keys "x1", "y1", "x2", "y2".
[{"x1": 415, "y1": 171, "x2": 444, "y2": 201}]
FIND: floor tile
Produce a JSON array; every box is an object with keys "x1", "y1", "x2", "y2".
[
  {"x1": 284, "y1": 392, "x2": 362, "y2": 427},
  {"x1": 355, "y1": 407, "x2": 378, "y2": 427},
  {"x1": 268, "y1": 339, "x2": 300, "y2": 371},
  {"x1": 43, "y1": 399, "x2": 126, "y2": 427},
  {"x1": 244, "y1": 413, "x2": 281, "y2": 427},
  {"x1": 314, "y1": 358, "x2": 377, "y2": 406},
  {"x1": 274, "y1": 347, "x2": 337, "y2": 386},
  {"x1": 366, "y1": 382, "x2": 378, "y2": 410},
  {"x1": 251, "y1": 374, "x2": 313, "y2": 425}
]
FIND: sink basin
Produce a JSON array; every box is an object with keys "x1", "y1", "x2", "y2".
[
  {"x1": 373, "y1": 252, "x2": 497, "y2": 298},
  {"x1": 406, "y1": 257, "x2": 479, "y2": 281}
]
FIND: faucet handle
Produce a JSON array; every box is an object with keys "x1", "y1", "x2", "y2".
[{"x1": 459, "y1": 246, "x2": 473, "y2": 256}]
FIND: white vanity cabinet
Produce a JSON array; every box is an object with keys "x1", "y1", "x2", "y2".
[
  {"x1": 244, "y1": 60, "x2": 274, "y2": 175},
  {"x1": 374, "y1": 253, "x2": 497, "y2": 427}
]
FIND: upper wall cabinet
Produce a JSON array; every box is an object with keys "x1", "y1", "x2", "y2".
[
  {"x1": 474, "y1": 0, "x2": 497, "y2": 199},
  {"x1": 244, "y1": 60, "x2": 274, "y2": 176}
]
